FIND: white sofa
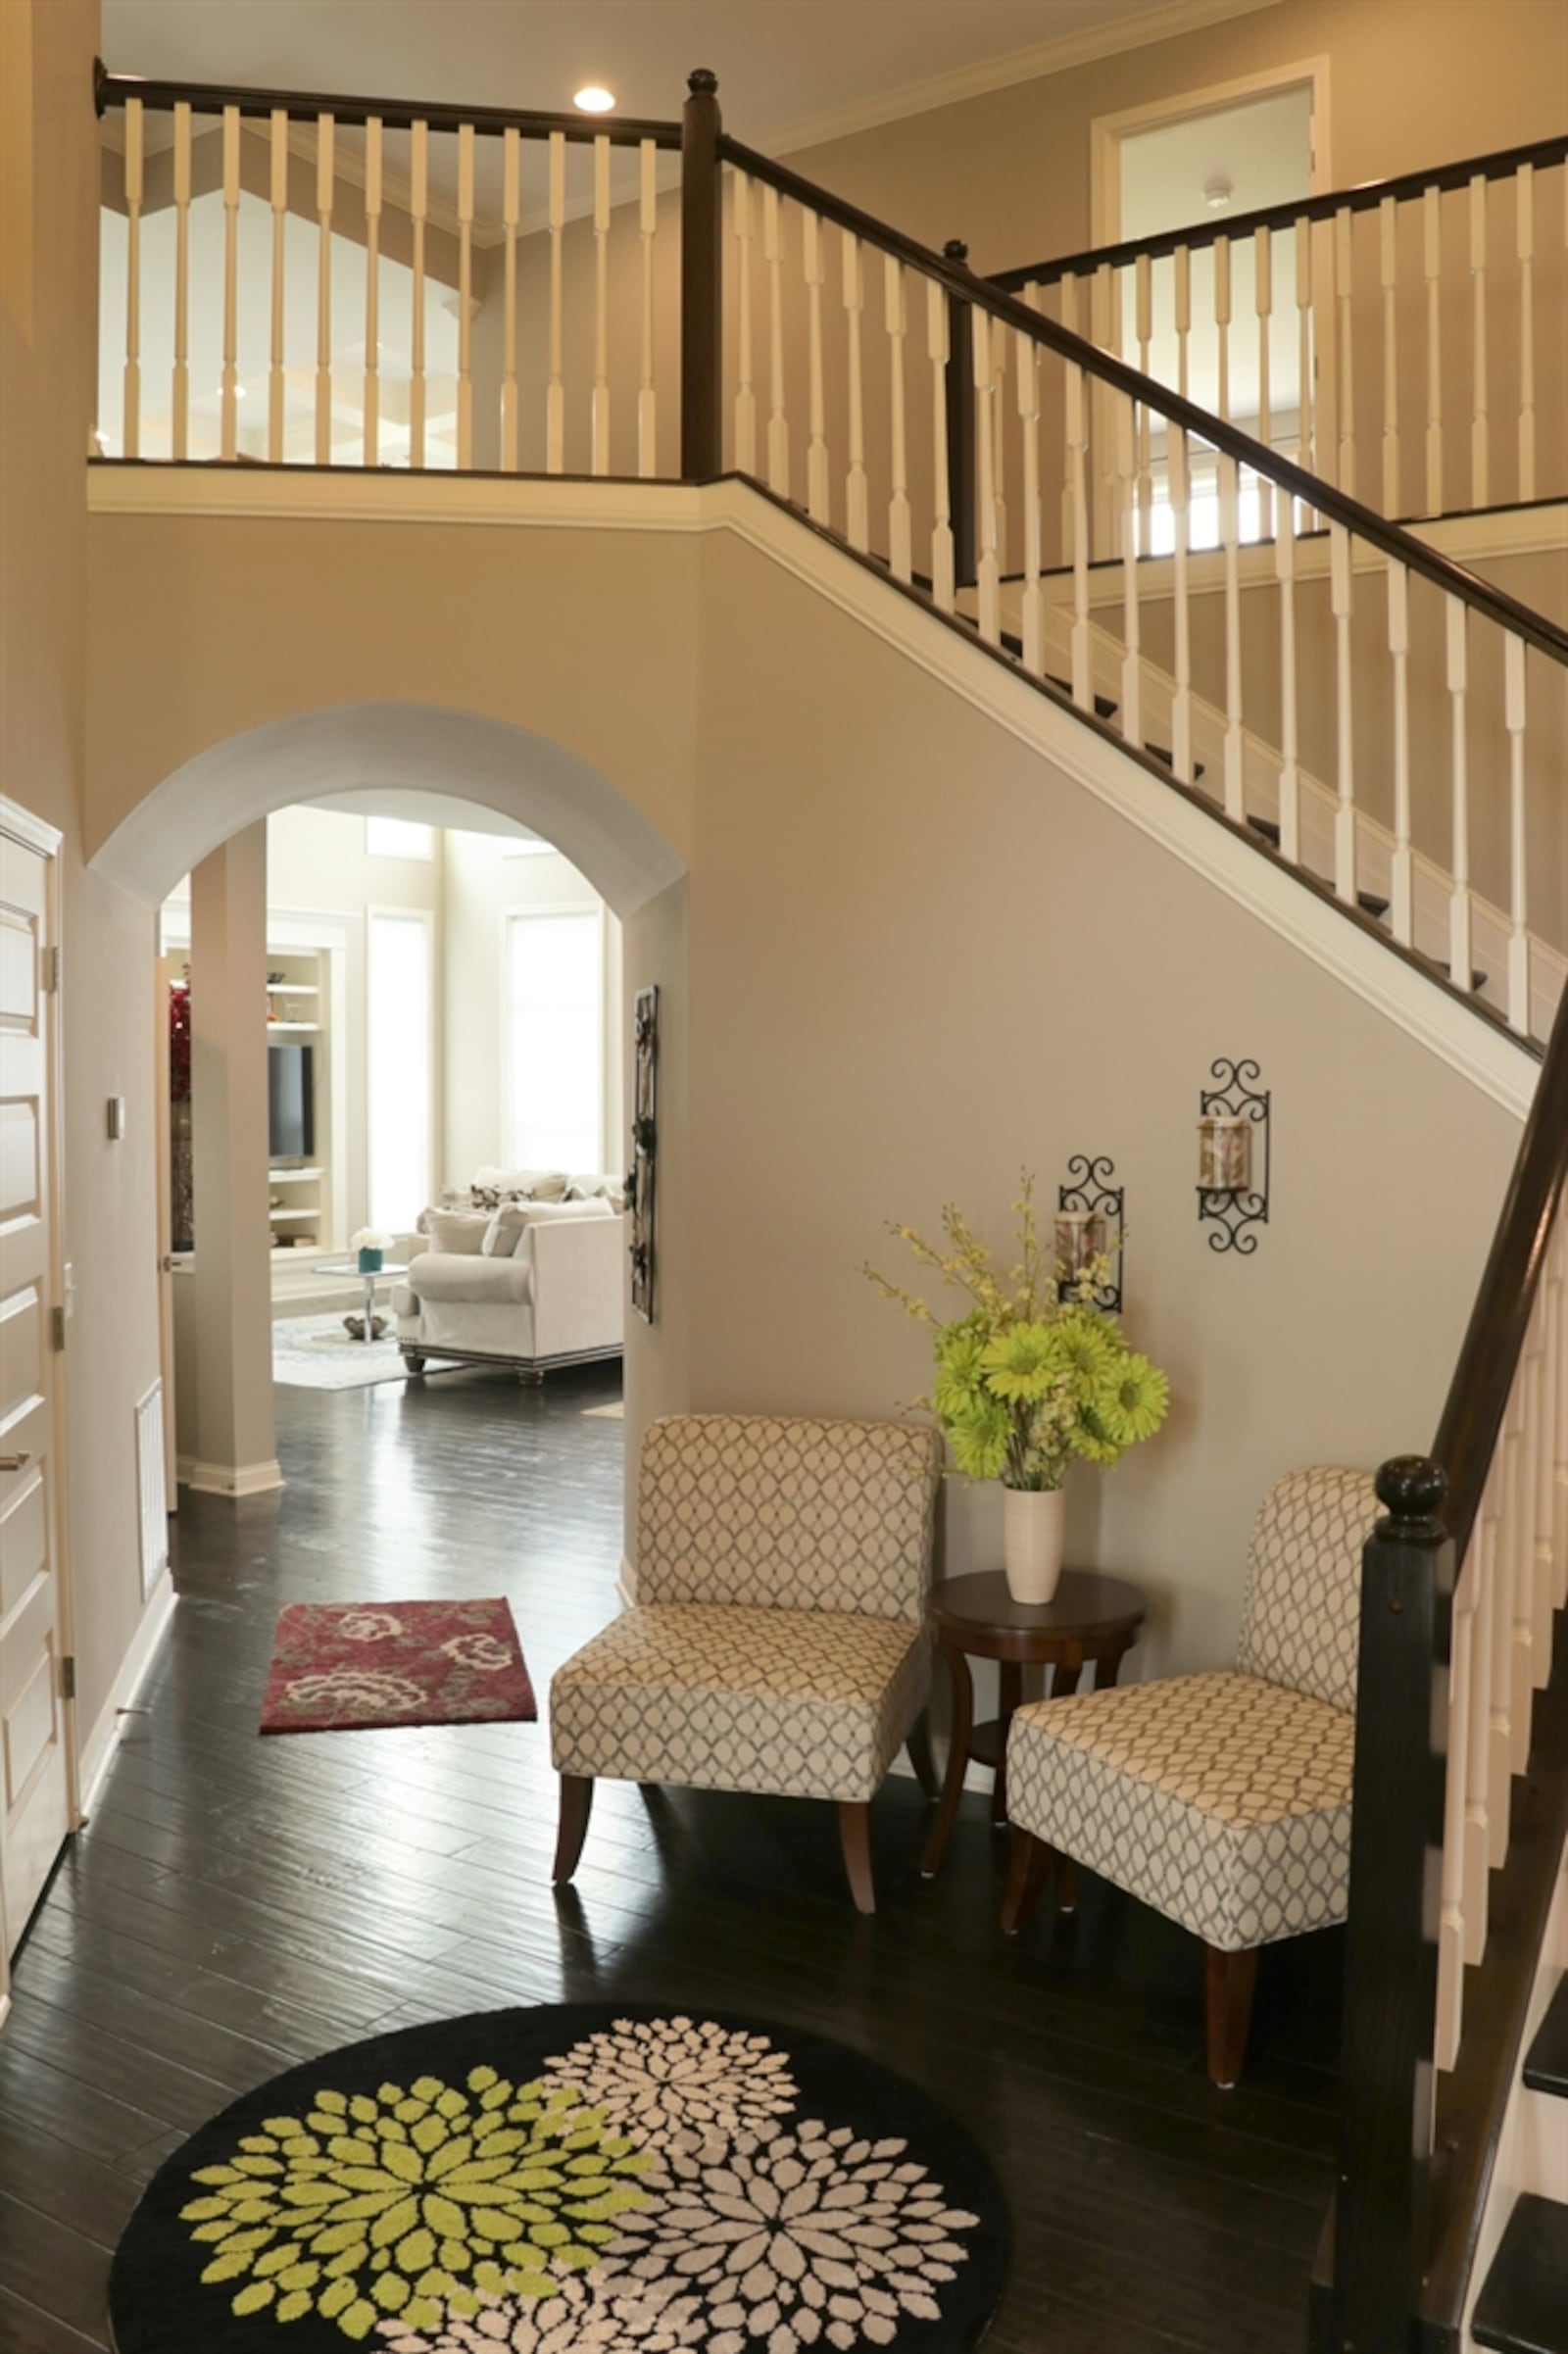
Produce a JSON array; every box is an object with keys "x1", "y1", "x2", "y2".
[{"x1": 394, "y1": 1177, "x2": 625, "y2": 1385}]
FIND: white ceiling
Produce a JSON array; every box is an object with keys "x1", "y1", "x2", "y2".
[{"x1": 101, "y1": 0, "x2": 1282, "y2": 158}]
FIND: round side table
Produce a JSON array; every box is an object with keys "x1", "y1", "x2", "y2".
[{"x1": 920, "y1": 1568, "x2": 1147, "y2": 1879}]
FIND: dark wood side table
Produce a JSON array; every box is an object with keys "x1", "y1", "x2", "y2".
[{"x1": 920, "y1": 1569, "x2": 1147, "y2": 1879}]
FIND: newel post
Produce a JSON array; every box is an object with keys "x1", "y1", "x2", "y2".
[
  {"x1": 942, "y1": 239, "x2": 977, "y2": 590},
  {"x1": 1332, "y1": 1454, "x2": 1451, "y2": 2353},
  {"x1": 680, "y1": 68, "x2": 723, "y2": 481}
]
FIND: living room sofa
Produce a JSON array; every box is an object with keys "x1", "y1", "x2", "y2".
[{"x1": 395, "y1": 1168, "x2": 626, "y2": 1384}]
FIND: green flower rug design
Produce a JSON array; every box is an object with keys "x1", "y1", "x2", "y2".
[{"x1": 109, "y1": 2005, "x2": 1008, "y2": 2354}]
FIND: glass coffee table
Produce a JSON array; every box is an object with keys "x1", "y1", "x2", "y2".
[{"x1": 316, "y1": 1261, "x2": 409, "y2": 1343}]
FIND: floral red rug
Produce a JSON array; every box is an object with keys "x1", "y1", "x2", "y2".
[{"x1": 259, "y1": 1598, "x2": 537, "y2": 1735}]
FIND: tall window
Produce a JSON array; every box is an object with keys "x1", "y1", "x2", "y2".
[
  {"x1": 368, "y1": 911, "x2": 431, "y2": 1229},
  {"x1": 505, "y1": 910, "x2": 603, "y2": 1173},
  {"x1": 367, "y1": 817, "x2": 433, "y2": 859}
]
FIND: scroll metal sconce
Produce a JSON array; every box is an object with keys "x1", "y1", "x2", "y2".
[
  {"x1": 1197, "y1": 1059, "x2": 1271, "y2": 1253},
  {"x1": 1055, "y1": 1154, "x2": 1124, "y2": 1312}
]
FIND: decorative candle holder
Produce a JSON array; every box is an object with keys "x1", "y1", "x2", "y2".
[
  {"x1": 1056, "y1": 1155, "x2": 1124, "y2": 1311},
  {"x1": 1197, "y1": 1060, "x2": 1270, "y2": 1253}
]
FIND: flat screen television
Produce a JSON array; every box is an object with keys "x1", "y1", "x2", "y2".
[{"x1": 268, "y1": 1041, "x2": 315, "y2": 1159}]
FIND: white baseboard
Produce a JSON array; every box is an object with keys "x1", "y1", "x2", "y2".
[
  {"x1": 74, "y1": 1569, "x2": 177, "y2": 1824},
  {"x1": 179, "y1": 1455, "x2": 285, "y2": 1497}
]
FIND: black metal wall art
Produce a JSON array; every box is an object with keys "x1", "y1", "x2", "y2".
[
  {"x1": 1056, "y1": 1155, "x2": 1124, "y2": 1312},
  {"x1": 628, "y1": 985, "x2": 659, "y2": 1322},
  {"x1": 1196, "y1": 1058, "x2": 1271, "y2": 1253}
]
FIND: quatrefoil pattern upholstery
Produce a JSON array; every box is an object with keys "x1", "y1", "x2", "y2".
[
  {"x1": 1006, "y1": 1466, "x2": 1377, "y2": 1951},
  {"x1": 550, "y1": 1414, "x2": 943, "y2": 1803}
]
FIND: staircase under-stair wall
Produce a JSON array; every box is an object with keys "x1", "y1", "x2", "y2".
[{"x1": 88, "y1": 56, "x2": 1568, "y2": 2351}]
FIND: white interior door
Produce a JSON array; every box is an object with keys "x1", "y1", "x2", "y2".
[{"x1": 0, "y1": 815, "x2": 71, "y2": 1960}]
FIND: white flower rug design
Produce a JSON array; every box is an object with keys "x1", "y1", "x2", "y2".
[
  {"x1": 108, "y1": 2005, "x2": 1008, "y2": 2354},
  {"x1": 272, "y1": 1312, "x2": 409, "y2": 1391}
]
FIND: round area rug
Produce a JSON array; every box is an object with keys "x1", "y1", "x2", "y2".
[{"x1": 109, "y1": 2003, "x2": 1008, "y2": 2354}]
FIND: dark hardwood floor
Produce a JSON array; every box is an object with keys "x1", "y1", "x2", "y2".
[{"x1": 0, "y1": 1367, "x2": 1340, "y2": 2353}]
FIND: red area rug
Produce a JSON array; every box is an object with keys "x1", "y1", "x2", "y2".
[{"x1": 259, "y1": 1598, "x2": 537, "y2": 1734}]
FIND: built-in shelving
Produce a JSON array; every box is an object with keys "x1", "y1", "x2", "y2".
[{"x1": 266, "y1": 947, "x2": 332, "y2": 1251}]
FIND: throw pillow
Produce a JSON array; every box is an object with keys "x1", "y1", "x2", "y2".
[
  {"x1": 482, "y1": 1198, "x2": 614, "y2": 1256},
  {"x1": 424, "y1": 1208, "x2": 490, "y2": 1255}
]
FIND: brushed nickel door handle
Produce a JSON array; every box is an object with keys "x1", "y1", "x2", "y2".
[{"x1": 0, "y1": 1451, "x2": 33, "y2": 1472}]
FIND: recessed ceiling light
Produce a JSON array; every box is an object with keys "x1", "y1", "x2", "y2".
[{"x1": 573, "y1": 85, "x2": 616, "y2": 114}]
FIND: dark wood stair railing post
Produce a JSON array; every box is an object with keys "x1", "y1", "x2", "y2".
[
  {"x1": 680, "y1": 68, "x2": 723, "y2": 482},
  {"x1": 1332, "y1": 1454, "x2": 1452, "y2": 2352},
  {"x1": 943, "y1": 240, "x2": 977, "y2": 591}
]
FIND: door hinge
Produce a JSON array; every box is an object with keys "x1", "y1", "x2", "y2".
[
  {"x1": 51, "y1": 1304, "x2": 67, "y2": 1350},
  {"x1": 60, "y1": 1654, "x2": 76, "y2": 1702},
  {"x1": 42, "y1": 945, "x2": 61, "y2": 994}
]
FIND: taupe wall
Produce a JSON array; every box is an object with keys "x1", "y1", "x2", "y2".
[{"x1": 2, "y1": 1, "x2": 167, "y2": 1758}]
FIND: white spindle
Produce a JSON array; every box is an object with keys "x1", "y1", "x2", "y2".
[
  {"x1": 1220, "y1": 452, "x2": 1243, "y2": 818},
  {"x1": 1424, "y1": 186, "x2": 1444, "y2": 515},
  {"x1": 1174, "y1": 245, "x2": 1192, "y2": 401},
  {"x1": 764, "y1": 183, "x2": 789, "y2": 498},
  {"x1": 364, "y1": 119, "x2": 382, "y2": 466},
  {"x1": 220, "y1": 107, "x2": 240, "y2": 460},
  {"x1": 456, "y1": 123, "x2": 475, "y2": 470},
  {"x1": 545, "y1": 130, "x2": 564, "y2": 475},
  {"x1": 1275, "y1": 500, "x2": 1300, "y2": 861},
  {"x1": 1335, "y1": 207, "x2": 1355, "y2": 498},
  {"x1": 1171, "y1": 427, "x2": 1194, "y2": 784},
  {"x1": 171, "y1": 101, "x2": 191, "y2": 461},
  {"x1": 927, "y1": 276, "x2": 954, "y2": 613},
  {"x1": 1504, "y1": 634, "x2": 1529, "y2": 1032},
  {"x1": 1517, "y1": 164, "x2": 1536, "y2": 501},
  {"x1": 316, "y1": 115, "x2": 334, "y2": 466},
  {"x1": 1379, "y1": 197, "x2": 1399, "y2": 515},
  {"x1": 1330, "y1": 523, "x2": 1356, "y2": 902},
  {"x1": 974, "y1": 305, "x2": 1001, "y2": 645},
  {"x1": 1470, "y1": 174, "x2": 1490, "y2": 510},
  {"x1": 591, "y1": 135, "x2": 612, "y2": 477},
  {"x1": 1059, "y1": 272, "x2": 1082, "y2": 564},
  {"x1": 638, "y1": 141, "x2": 658, "y2": 480},
  {"x1": 733, "y1": 173, "x2": 758, "y2": 475},
  {"x1": 1135, "y1": 251, "x2": 1153, "y2": 541},
  {"x1": 500, "y1": 129, "x2": 519, "y2": 471},
  {"x1": 1213, "y1": 234, "x2": 1232, "y2": 423},
  {"x1": 269, "y1": 111, "x2": 288, "y2": 463},
  {"x1": 989, "y1": 316, "x2": 1007, "y2": 576},
  {"x1": 410, "y1": 122, "x2": 428, "y2": 468},
  {"x1": 1016, "y1": 325, "x2": 1043, "y2": 675},
  {"x1": 1066, "y1": 362, "x2": 1091, "y2": 710},
  {"x1": 1446, "y1": 597, "x2": 1473, "y2": 993},
  {"x1": 843, "y1": 230, "x2": 868, "y2": 553},
  {"x1": 1295, "y1": 216, "x2": 1313, "y2": 496},
  {"x1": 122, "y1": 98, "x2": 142, "y2": 458},
  {"x1": 1388, "y1": 561, "x2": 1413, "y2": 946},
  {"x1": 1112, "y1": 395, "x2": 1141, "y2": 742},
  {"x1": 1254, "y1": 224, "x2": 1273, "y2": 534},
  {"x1": 804, "y1": 210, "x2": 829, "y2": 524},
  {"x1": 885, "y1": 256, "x2": 911, "y2": 583}
]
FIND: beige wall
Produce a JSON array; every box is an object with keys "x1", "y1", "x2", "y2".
[{"x1": 2, "y1": 0, "x2": 168, "y2": 1788}]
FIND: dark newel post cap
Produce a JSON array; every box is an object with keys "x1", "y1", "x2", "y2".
[
  {"x1": 1375, "y1": 1453, "x2": 1448, "y2": 1531},
  {"x1": 943, "y1": 238, "x2": 969, "y2": 266},
  {"x1": 688, "y1": 69, "x2": 719, "y2": 97}
]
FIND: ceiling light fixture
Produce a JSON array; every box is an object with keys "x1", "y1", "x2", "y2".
[
  {"x1": 1203, "y1": 175, "x2": 1234, "y2": 211},
  {"x1": 573, "y1": 85, "x2": 616, "y2": 114}
]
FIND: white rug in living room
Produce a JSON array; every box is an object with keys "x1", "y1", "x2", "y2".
[{"x1": 272, "y1": 1313, "x2": 408, "y2": 1391}]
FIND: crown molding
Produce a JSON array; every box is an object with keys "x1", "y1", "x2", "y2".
[{"x1": 764, "y1": 0, "x2": 1286, "y2": 161}]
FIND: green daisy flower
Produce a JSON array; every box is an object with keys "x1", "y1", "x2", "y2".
[
  {"x1": 932, "y1": 1317, "x2": 989, "y2": 1422},
  {"x1": 979, "y1": 1321, "x2": 1063, "y2": 1403},
  {"x1": 948, "y1": 1396, "x2": 1012, "y2": 1481},
  {"x1": 1072, "y1": 1402, "x2": 1124, "y2": 1464},
  {"x1": 1052, "y1": 1312, "x2": 1116, "y2": 1398},
  {"x1": 1096, "y1": 1352, "x2": 1171, "y2": 1446}
]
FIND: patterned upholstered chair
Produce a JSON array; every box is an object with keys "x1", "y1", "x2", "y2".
[
  {"x1": 1002, "y1": 1467, "x2": 1377, "y2": 2086},
  {"x1": 550, "y1": 1413, "x2": 945, "y2": 1913}
]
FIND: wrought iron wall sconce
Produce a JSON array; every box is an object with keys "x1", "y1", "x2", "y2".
[
  {"x1": 1197, "y1": 1059, "x2": 1271, "y2": 1253},
  {"x1": 1055, "y1": 1155, "x2": 1124, "y2": 1312},
  {"x1": 628, "y1": 985, "x2": 659, "y2": 1322}
]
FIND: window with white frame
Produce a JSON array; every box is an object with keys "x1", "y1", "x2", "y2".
[
  {"x1": 367, "y1": 816, "x2": 434, "y2": 859},
  {"x1": 504, "y1": 909, "x2": 603, "y2": 1174},
  {"x1": 368, "y1": 911, "x2": 431, "y2": 1230}
]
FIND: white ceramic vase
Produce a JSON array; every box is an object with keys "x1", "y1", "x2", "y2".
[{"x1": 1003, "y1": 1485, "x2": 1066, "y2": 1605}]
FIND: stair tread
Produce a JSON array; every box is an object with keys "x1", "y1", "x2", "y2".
[
  {"x1": 1045, "y1": 672, "x2": 1119, "y2": 721},
  {"x1": 1473, "y1": 2195, "x2": 1568, "y2": 2354},
  {"x1": 1524, "y1": 1976, "x2": 1568, "y2": 2097},
  {"x1": 1141, "y1": 742, "x2": 1207, "y2": 780}
]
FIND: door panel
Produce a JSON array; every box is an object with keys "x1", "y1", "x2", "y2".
[{"x1": 0, "y1": 823, "x2": 68, "y2": 1953}]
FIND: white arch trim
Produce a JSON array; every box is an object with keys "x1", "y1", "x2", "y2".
[{"x1": 92, "y1": 702, "x2": 686, "y2": 916}]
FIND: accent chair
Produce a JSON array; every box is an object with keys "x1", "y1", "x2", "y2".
[
  {"x1": 1002, "y1": 1466, "x2": 1378, "y2": 2086},
  {"x1": 549, "y1": 1412, "x2": 945, "y2": 1912}
]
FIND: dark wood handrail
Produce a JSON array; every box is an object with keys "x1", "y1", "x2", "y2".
[
  {"x1": 719, "y1": 132, "x2": 1568, "y2": 671},
  {"x1": 991, "y1": 131, "x2": 1568, "y2": 292},
  {"x1": 92, "y1": 59, "x2": 683, "y2": 148}
]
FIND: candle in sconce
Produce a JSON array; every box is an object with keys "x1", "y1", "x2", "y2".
[
  {"x1": 1054, "y1": 1207, "x2": 1107, "y2": 1289},
  {"x1": 1198, "y1": 1113, "x2": 1252, "y2": 1194}
]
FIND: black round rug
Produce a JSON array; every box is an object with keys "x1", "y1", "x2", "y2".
[{"x1": 110, "y1": 2002, "x2": 1008, "y2": 2354}]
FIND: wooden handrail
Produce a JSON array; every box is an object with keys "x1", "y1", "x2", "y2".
[
  {"x1": 719, "y1": 132, "x2": 1568, "y2": 671},
  {"x1": 92, "y1": 59, "x2": 683, "y2": 148},
  {"x1": 991, "y1": 131, "x2": 1568, "y2": 293}
]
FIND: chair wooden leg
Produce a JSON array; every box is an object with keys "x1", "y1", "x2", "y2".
[
  {"x1": 553, "y1": 1775, "x2": 594, "y2": 1885},
  {"x1": 1000, "y1": 1826, "x2": 1052, "y2": 1934},
  {"x1": 1204, "y1": 1943, "x2": 1259, "y2": 2088},
  {"x1": 1056, "y1": 1855, "x2": 1080, "y2": 1913},
  {"x1": 906, "y1": 1711, "x2": 940, "y2": 1800},
  {"x1": 839, "y1": 1801, "x2": 876, "y2": 1914}
]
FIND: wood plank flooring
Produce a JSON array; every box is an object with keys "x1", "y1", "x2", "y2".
[{"x1": 0, "y1": 1366, "x2": 1339, "y2": 2352}]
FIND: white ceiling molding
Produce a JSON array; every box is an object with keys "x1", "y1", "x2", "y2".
[{"x1": 762, "y1": 0, "x2": 1287, "y2": 161}]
